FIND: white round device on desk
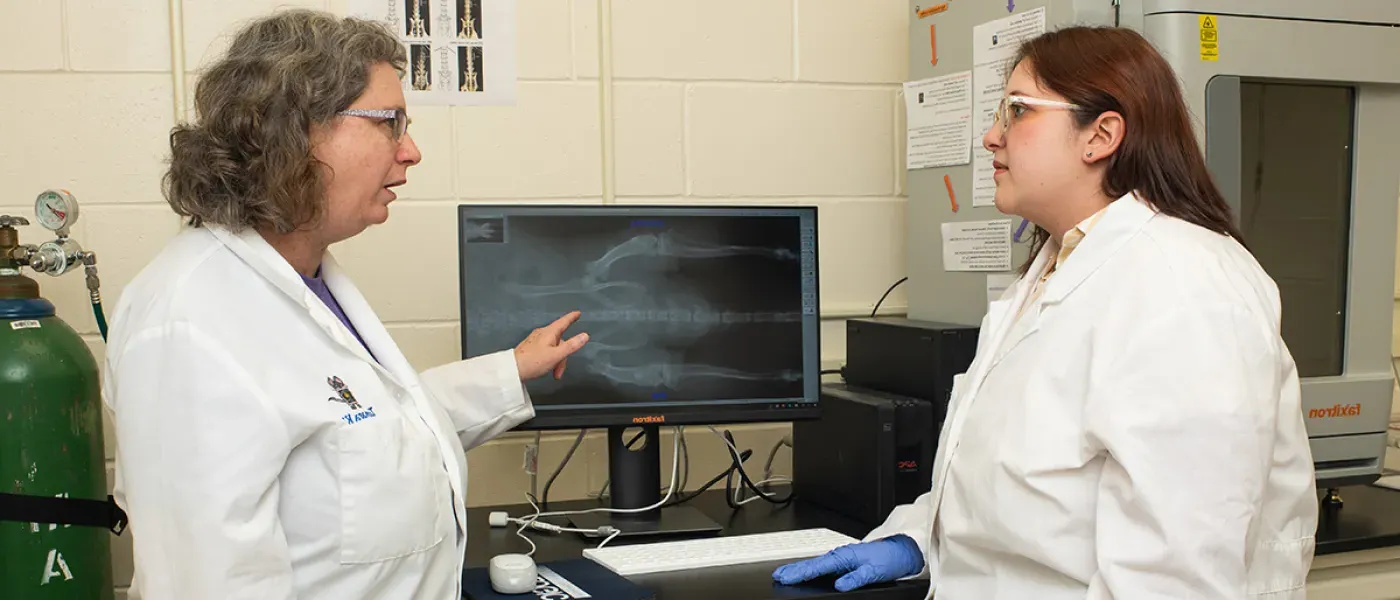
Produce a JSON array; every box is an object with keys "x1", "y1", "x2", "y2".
[{"x1": 489, "y1": 553, "x2": 538, "y2": 595}]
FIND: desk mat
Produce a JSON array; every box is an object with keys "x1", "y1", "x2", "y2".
[{"x1": 464, "y1": 558, "x2": 655, "y2": 600}]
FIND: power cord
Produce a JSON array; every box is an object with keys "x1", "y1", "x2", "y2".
[
  {"x1": 591, "y1": 427, "x2": 690, "y2": 502},
  {"x1": 871, "y1": 276, "x2": 908, "y2": 318},
  {"x1": 708, "y1": 426, "x2": 794, "y2": 508},
  {"x1": 491, "y1": 495, "x2": 622, "y2": 557},
  {"x1": 660, "y1": 447, "x2": 754, "y2": 508},
  {"x1": 763, "y1": 435, "x2": 792, "y2": 483},
  {"x1": 495, "y1": 427, "x2": 685, "y2": 552},
  {"x1": 541, "y1": 427, "x2": 687, "y2": 510},
  {"x1": 498, "y1": 427, "x2": 793, "y2": 556},
  {"x1": 539, "y1": 429, "x2": 587, "y2": 510},
  {"x1": 528, "y1": 431, "x2": 541, "y2": 500}
]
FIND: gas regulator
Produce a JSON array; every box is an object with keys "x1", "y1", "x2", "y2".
[{"x1": 0, "y1": 188, "x2": 105, "y2": 338}]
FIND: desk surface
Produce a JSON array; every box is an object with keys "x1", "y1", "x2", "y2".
[
  {"x1": 464, "y1": 491, "x2": 927, "y2": 600},
  {"x1": 1317, "y1": 483, "x2": 1400, "y2": 554},
  {"x1": 464, "y1": 484, "x2": 1400, "y2": 599}
]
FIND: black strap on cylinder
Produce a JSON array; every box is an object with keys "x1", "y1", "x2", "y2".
[{"x1": 0, "y1": 492, "x2": 128, "y2": 535}]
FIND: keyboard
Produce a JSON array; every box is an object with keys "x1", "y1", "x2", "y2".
[{"x1": 582, "y1": 528, "x2": 860, "y2": 576}]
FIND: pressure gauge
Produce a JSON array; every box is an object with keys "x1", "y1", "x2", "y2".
[{"x1": 34, "y1": 189, "x2": 79, "y2": 235}]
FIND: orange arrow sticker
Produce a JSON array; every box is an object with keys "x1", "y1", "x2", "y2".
[
  {"x1": 917, "y1": 3, "x2": 949, "y2": 19},
  {"x1": 930, "y1": 25, "x2": 938, "y2": 66},
  {"x1": 944, "y1": 174, "x2": 958, "y2": 212}
]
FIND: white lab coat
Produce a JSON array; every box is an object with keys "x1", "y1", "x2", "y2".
[
  {"x1": 103, "y1": 225, "x2": 533, "y2": 600},
  {"x1": 864, "y1": 193, "x2": 1318, "y2": 599}
]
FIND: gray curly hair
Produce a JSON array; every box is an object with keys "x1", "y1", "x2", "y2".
[{"x1": 162, "y1": 9, "x2": 406, "y2": 233}]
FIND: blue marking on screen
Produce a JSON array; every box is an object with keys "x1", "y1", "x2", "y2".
[
  {"x1": 651, "y1": 392, "x2": 668, "y2": 400},
  {"x1": 630, "y1": 219, "x2": 665, "y2": 228}
]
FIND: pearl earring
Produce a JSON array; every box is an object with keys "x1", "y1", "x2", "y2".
[{"x1": 1086, "y1": 152, "x2": 1094, "y2": 157}]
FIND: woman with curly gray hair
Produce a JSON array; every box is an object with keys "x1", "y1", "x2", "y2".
[{"x1": 102, "y1": 9, "x2": 587, "y2": 600}]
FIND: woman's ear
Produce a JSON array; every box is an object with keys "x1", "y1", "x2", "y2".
[{"x1": 1083, "y1": 111, "x2": 1124, "y2": 164}]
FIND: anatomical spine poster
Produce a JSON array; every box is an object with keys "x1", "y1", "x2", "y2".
[{"x1": 348, "y1": 0, "x2": 517, "y2": 106}]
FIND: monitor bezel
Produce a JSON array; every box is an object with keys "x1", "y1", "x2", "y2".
[{"x1": 456, "y1": 203, "x2": 824, "y2": 431}]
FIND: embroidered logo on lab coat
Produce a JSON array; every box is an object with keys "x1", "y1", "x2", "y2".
[
  {"x1": 328, "y1": 376, "x2": 376, "y2": 424},
  {"x1": 327, "y1": 376, "x2": 362, "y2": 409}
]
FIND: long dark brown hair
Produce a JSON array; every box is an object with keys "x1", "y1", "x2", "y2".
[{"x1": 1012, "y1": 26, "x2": 1244, "y2": 274}]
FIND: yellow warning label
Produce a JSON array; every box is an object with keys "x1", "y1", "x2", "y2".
[{"x1": 1199, "y1": 15, "x2": 1219, "y2": 61}]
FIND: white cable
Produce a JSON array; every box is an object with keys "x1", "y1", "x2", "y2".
[
  {"x1": 514, "y1": 495, "x2": 541, "y2": 557},
  {"x1": 590, "y1": 426, "x2": 688, "y2": 500},
  {"x1": 763, "y1": 435, "x2": 792, "y2": 482},
  {"x1": 734, "y1": 477, "x2": 793, "y2": 506},
  {"x1": 502, "y1": 426, "x2": 684, "y2": 547},
  {"x1": 525, "y1": 429, "x2": 681, "y2": 520},
  {"x1": 707, "y1": 426, "x2": 789, "y2": 505},
  {"x1": 492, "y1": 512, "x2": 609, "y2": 536},
  {"x1": 672, "y1": 425, "x2": 683, "y2": 492},
  {"x1": 597, "y1": 528, "x2": 623, "y2": 549},
  {"x1": 505, "y1": 494, "x2": 628, "y2": 556}
]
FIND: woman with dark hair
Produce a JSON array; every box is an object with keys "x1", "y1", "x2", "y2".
[
  {"x1": 775, "y1": 26, "x2": 1316, "y2": 598},
  {"x1": 103, "y1": 9, "x2": 588, "y2": 600}
]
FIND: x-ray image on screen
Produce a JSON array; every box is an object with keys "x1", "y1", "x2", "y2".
[{"x1": 461, "y1": 210, "x2": 816, "y2": 408}]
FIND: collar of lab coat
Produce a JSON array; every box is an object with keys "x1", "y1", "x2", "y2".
[
  {"x1": 319, "y1": 254, "x2": 422, "y2": 389},
  {"x1": 204, "y1": 225, "x2": 417, "y2": 391},
  {"x1": 979, "y1": 192, "x2": 1156, "y2": 373},
  {"x1": 1026, "y1": 191, "x2": 1156, "y2": 306}
]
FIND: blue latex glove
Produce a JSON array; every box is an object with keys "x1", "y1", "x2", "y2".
[{"x1": 772, "y1": 534, "x2": 924, "y2": 592}]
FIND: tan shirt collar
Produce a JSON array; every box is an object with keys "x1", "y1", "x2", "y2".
[{"x1": 1046, "y1": 205, "x2": 1110, "y2": 277}]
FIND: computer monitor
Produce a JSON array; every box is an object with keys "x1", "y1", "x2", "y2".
[{"x1": 458, "y1": 204, "x2": 822, "y2": 536}]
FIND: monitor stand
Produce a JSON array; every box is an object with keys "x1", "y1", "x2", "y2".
[{"x1": 567, "y1": 425, "x2": 724, "y2": 540}]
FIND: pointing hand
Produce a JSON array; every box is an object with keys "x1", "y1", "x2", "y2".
[{"x1": 513, "y1": 311, "x2": 589, "y2": 381}]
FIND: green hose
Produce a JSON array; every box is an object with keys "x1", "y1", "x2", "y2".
[
  {"x1": 91, "y1": 298, "x2": 107, "y2": 342},
  {"x1": 84, "y1": 262, "x2": 107, "y2": 342}
]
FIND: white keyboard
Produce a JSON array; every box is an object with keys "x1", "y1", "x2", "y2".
[{"x1": 582, "y1": 528, "x2": 860, "y2": 576}]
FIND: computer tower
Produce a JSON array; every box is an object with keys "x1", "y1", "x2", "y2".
[
  {"x1": 843, "y1": 317, "x2": 978, "y2": 422},
  {"x1": 792, "y1": 383, "x2": 936, "y2": 527}
]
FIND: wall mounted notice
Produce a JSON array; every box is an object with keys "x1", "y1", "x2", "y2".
[
  {"x1": 970, "y1": 7, "x2": 1046, "y2": 206},
  {"x1": 348, "y1": 0, "x2": 517, "y2": 106},
  {"x1": 903, "y1": 71, "x2": 973, "y2": 170},
  {"x1": 942, "y1": 219, "x2": 1013, "y2": 271}
]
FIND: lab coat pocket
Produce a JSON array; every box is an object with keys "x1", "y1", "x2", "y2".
[
  {"x1": 336, "y1": 418, "x2": 449, "y2": 564},
  {"x1": 1247, "y1": 535, "x2": 1313, "y2": 598}
]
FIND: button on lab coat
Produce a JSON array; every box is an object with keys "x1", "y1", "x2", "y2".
[
  {"x1": 864, "y1": 194, "x2": 1318, "y2": 599},
  {"x1": 103, "y1": 225, "x2": 533, "y2": 600}
]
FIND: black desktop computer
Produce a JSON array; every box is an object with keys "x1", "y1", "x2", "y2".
[
  {"x1": 790, "y1": 320, "x2": 975, "y2": 526},
  {"x1": 792, "y1": 383, "x2": 937, "y2": 527},
  {"x1": 458, "y1": 204, "x2": 822, "y2": 538},
  {"x1": 844, "y1": 316, "x2": 978, "y2": 411}
]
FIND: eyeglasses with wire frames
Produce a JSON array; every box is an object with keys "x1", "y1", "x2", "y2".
[
  {"x1": 991, "y1": 95, "x2": 1081, "y2": 136},
  {"x1": 337, "y1": 108, "x2": 412, "y2": 141}
]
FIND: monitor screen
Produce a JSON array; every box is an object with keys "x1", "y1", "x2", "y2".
[{"x1": 458, "y1": 205, "x2": 821, "y2": 429}]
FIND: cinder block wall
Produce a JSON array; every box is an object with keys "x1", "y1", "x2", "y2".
[{"x1": 0, "y1": 1, "x2": 913, "y2": 595}]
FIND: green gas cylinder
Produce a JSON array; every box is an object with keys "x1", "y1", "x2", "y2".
[{"x1": 0, "y1": 214, "x2": 115, "y2": 600}]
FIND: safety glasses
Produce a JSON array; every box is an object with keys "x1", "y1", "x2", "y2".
[
  {"x1": 337, "y1": 108, "x2": 412, "y2": 142},
  {"x1": 992, "y1": 95, "x2": 1080, "y2": 136}
]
